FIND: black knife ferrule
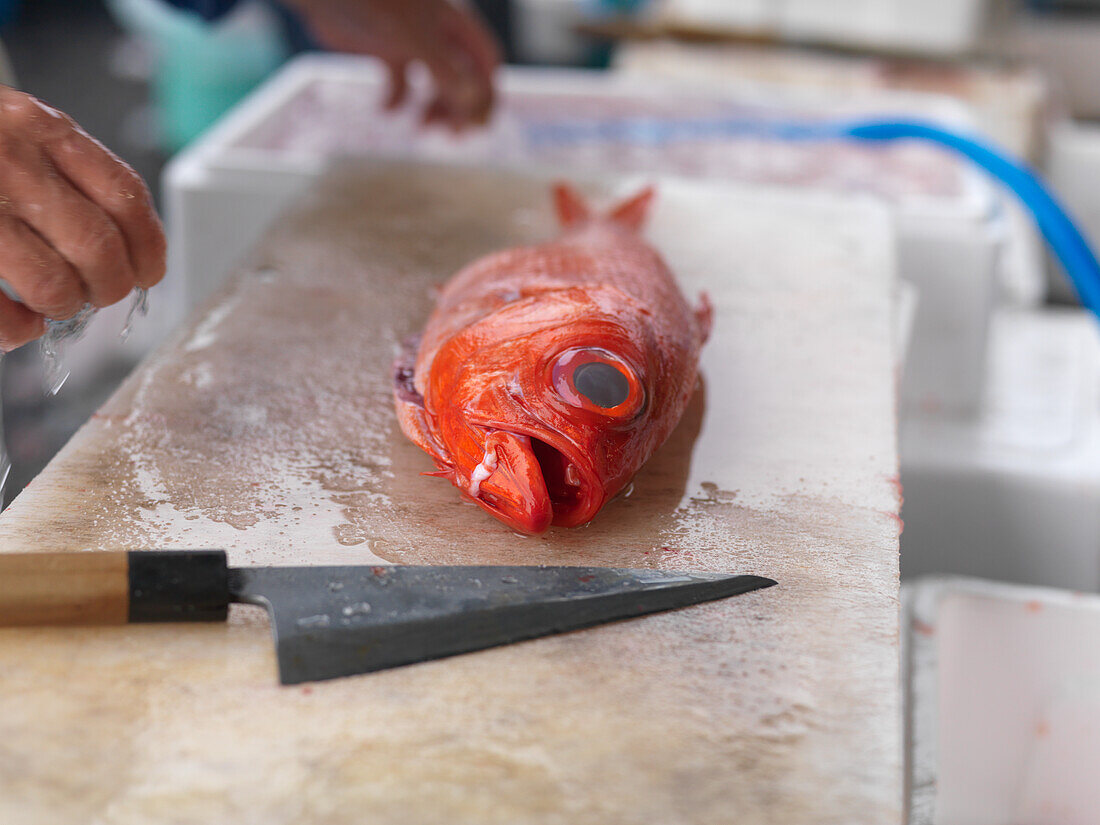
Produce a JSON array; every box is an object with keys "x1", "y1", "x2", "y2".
[{"x1": 128, "y1": 550, "x2": 230, "y2": 623}]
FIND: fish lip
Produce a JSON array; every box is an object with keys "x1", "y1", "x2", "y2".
[
  {"x1": 467, "y1": 429, "x2": 553, "y2": 536},
  {"x1": 466, "y1": 419, "x2": 603, "y2": 529}
]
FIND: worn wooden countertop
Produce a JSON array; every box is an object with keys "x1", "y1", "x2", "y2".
[{"x1": 0, "y1": 162, "x2": 902, "y2": 824}]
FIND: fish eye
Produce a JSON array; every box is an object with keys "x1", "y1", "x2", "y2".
[
  {"x1": 551, "y1": 348, "x2": 643, "y2": 417},
  {"x1": 573, "y1": 361, "x2": 630, "y2": 408}
]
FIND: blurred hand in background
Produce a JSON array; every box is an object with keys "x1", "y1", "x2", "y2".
[{"x1": 277, "y1": 0, "x2": 501, "y2": 129}]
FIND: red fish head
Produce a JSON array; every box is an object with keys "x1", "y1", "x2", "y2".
[{"x1": 413, "y1": 288, "x2": 662, "y2": 536}]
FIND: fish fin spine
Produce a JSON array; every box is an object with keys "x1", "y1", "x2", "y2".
[
  {"x1": 553, "y1": 183, "x2": 656, "y2": 231},
  {"x1": 395, "y1": 389, "x2": 452, "y2": 469},
  {"x1": 421, "y1": 469, "x2": 455, "y2": 479},
  {"x1": 607, "y1": 186, "x2": 656, "y2": 231},
  {"x1": 695, "y1": 292, "x2": 713, "y2": 344},
  {"x1": 553, "y1": 183, "x2": 591, "y2": 228}
]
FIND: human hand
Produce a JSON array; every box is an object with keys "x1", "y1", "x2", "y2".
[
  {"x1": 279, "y1": 0, "x2": 500, "y2": 130},
  {"x1": 0, "y1": 87, "x2": 166, "y2": 352}
]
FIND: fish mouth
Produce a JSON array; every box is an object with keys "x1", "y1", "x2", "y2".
[
  {"x1": 467, "y1": 429, "x2": 600, "y2": 535},
  {"x1": 529, "y1": 438, "x2": 597, "y2": 526}
]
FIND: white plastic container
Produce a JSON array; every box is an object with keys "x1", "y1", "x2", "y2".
[
  {"x1": 899, "y1": 307, "x2": 1100, "y2": 590},
  {"x1": 164, "y1": 54, "x2": 1016, "y2": 413},
  {"x1": 653, "y1": 0, "x2": 990, "y2": 56},
  {"x1": 614, "y1": 40, "x2": 1051, "y2": 161},
  {"x1": 904, "y1": 577, "x2": 1100, "y2": 824},
  {"x1": 779, "y1": 0, "x2": 989, "y2": 56},
  {"x1": 1045, "y1": 119, "x2": 1100, "y2": 303},
  {"x1": 653, "y1": 0, "x2": 776, "y2": 33}
]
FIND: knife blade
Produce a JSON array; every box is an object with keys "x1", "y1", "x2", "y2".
[{"x1": 0, "y1": 550, "x2": 776, "y2": 684}]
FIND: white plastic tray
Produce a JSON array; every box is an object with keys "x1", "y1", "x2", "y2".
[
  {"x1": 900, "y1": 307, "x2": 1100, "y2": 591},
  {"x1": 654, "y1": 0, "x2": 990, "y2": 56},
  {"x1": 905, "y1": 577, "x2": 1100, "y2": 824}
]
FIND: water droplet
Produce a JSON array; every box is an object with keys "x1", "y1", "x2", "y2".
[
  {"x1": 0, "y1": 452, "x2": 9, "y2": 508},
  {"x1": 500, "y1": 575, "x2": 518, "y2": 584},
  {"x1": 119, "y1": 287, "x2": 149, "y2": 342},
  {"x1": 341, "y1": 602, "x2": 371, "y2": 617},
  {"x1": 334, "y1": 524, "x2": 367, "y2": 546},
  {"x1": 40, "y1": 303, "x2": 95, "y2": 395},
  {"x1": 327, "y1": 581, "x2": 345, "y2": 592},
  {"x1": 40, "y1": 288, "x2": 149, "y2": 395}
]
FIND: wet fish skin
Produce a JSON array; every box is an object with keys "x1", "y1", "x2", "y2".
[{"x1": 394, "y1": 184, "x2": 710, "y2": 535}]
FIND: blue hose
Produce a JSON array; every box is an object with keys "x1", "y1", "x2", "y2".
[
  {"x1": 526, "y1": 115, "x2": 1100, "y2": 320},
  {"x1": 842, "y1": 119, "x2": 1100, "y2": 318}
]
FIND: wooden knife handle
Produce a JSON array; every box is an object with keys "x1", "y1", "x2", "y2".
[{"x1": 0, "y1": 550, "x2": 230, "y2": 626}]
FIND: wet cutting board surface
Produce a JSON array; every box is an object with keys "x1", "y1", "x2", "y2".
[{"x1": 0, "y1": 162, "x2": 901, "y2": 824}]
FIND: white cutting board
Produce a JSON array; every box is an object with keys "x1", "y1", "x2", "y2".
[{"x1": 0, "y1": 161, "x2": 901, "y2": 824}]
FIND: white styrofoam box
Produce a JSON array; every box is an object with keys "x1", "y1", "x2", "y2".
[
  {"x1": 1045, "y1": 119, "x2": 1100, "y2": 304},
  {"x1": 165, "y1": 54, "x2": 1018, "y2": 412},
  {"x1": 614, "y1": 40, "x2": 1052, "y2": 161},
  {"x1": 780, "y1": 0, "x2": 989, "y2": 56},
  {"x1": 896, "y1": 207, "x2": 1000, "y2": 413},
  {"x1": 895, "y1": 278, "x2": 919, "y2": 373},
  {"x1": 998, "y1": 197, "x2": 1047, "y2": 308},
  {"x1": 899, "y1": 307, "x2": 1100, "y2": 589},
  {"x1": 904, "y1": 578, "x2": 1100, "y2": 825},
  {"x1": 652, "y1": 0, "x2": 776, "y2": 32},
  {"x1": 653, "y1": 0, "x2": 990, "y2": 56}
]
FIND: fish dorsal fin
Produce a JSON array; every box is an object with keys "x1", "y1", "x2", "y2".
[
  {"x1": 553, "y1": 184, "x2": 656, "y2": 232},
  {"x1": 608, "y1": 186, "x2": 655, "y2": 232},
  {"x1": 553, "y1": 183, "x2": 592, "y2": 228}
]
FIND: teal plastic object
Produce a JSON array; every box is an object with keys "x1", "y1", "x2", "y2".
[
  {"x1": 595, "y1": 0, "x2": 650, "y2": 10},
  {"x1": 585, "y1": 0, "x2": 651, "y2": 69},
  {"x1": 106, "y1": 0, "x2": 288, "y2": 150},
  {"x1": 0, "y1": 0, "x2": 20, "y2": 27}
]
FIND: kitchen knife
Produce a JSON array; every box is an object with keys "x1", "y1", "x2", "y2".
[{"x1": 0, "y1": 550, "x2": 775, "y2": 684}]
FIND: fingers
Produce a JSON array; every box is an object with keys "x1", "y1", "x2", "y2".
[
  {"x1": 280, "y1": 0, "x2": 501, "y2": 129},
  {"x1": 438, "y1": 1, "x2": 500, "y2": 116},
  {"x1": 383, "y1": 59, "x2": 410, "y2": 110},
  {"x1": 2, "y1": 152, "x2": 135, "y2": 309},
  {"x1": 416, "y1": 1, "x2": 499, "y2": 129},
  {"x1": 0, "y1": 213, "x2": 84, "y2": 319},
  {"x1": 0, "y1": 291, "x2": 45, "y2": 352},
  {"x1": 45, "y1": 125, "x2": 166, "y2": 290},
  {"x1": 409, "y1": 28, "x2": 469, "y2": 130},
  {"x1": 417, "y1": 26, "x2": 493, "y2": 130},
  {"x1": 0, "y1": 88, "x2": 164, "y2": 313}
]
